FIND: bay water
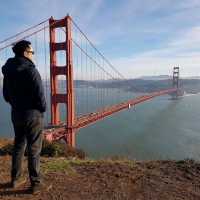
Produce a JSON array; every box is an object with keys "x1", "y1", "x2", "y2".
[{"x1": 1, "y1": 88, "x2": 200, "y2": 160}]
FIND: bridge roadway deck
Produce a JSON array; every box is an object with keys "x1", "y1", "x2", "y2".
[{"x1": 44, "y1": 88, "x2": 177, "y2": 141}]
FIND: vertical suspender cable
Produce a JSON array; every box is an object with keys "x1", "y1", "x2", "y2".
[
  {"x1": 86, "y1": 39, "x2": 88, "y2": 114},
  {"x1": 44, "y1": 24, "x2": 49, "y2": 125}
]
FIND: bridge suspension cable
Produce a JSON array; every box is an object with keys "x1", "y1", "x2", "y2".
[
  {"x1": 0, "y1": 19, "x2": 50, "y2": 51},
  {"x1": 71, "y1": 19, "x2": 126, "y2": 80},
  {"x1": 0, "y1": 19, "x2": 49, "y2": 44}
]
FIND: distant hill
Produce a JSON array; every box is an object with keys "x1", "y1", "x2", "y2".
[
  {"x1": 74, "y1": 77, "x2": 200, "y2": 94},
  {"x1": 139, "y1": 75, "x2": 200, "y2": 80},
  {"x1": 139, "y1": 75, "x2": 171, "y2": 80},
  {"x1": 1, "y1": 76, "x2": 200, "y2": 94}
]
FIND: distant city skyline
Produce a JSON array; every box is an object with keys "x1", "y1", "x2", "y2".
[{"x1": 1, "y1": 0, "x2": 200, "y2": 78}]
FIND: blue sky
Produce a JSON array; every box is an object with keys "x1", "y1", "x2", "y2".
[{"x1": 1, "y1": 0, "x2": 200, "y2": 78}]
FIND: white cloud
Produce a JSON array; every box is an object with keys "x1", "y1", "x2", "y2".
[
  {"x1": 111, "y1": 25, "x2": 200, "y2": 78},
  {"x1": 169, "y1": 27, "x2": 200, "y2": 50},
  {"x1": 112, "y1": 53, "x2": 200, "y2": 78},
  {"x1": 179, "y1": 0, "x2": 200, "y2": 9}
]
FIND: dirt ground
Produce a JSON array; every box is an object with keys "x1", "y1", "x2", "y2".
[{"x1": 0, "y1": 155, "x2": 200, "y2": 200}]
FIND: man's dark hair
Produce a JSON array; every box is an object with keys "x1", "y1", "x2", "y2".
[{"x1": 12, "y1": 40, "x2": 31, "y2": 56}]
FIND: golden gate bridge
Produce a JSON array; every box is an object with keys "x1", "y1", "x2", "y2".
[{"x1": 0, "y1": 15, "x2": 181, "y2": 147}]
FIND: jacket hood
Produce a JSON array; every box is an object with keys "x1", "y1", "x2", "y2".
[{"x1": 1, "y1": 56, "x2": 35, "y2": 76}]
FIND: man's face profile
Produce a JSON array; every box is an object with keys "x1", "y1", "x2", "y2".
[{"x1": 24, "y1": 45, "x2": 34, "y2": 61}]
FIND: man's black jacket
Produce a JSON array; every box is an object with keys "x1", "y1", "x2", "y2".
[{"x1": 1, "y1": 56, "x2": 46, "y2": 114}]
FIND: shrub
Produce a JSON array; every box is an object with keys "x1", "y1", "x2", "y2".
[
  {"x1": 0, "y1": 139, "x2": 86, "y2": 159},
  {"x1": 41, "y1": 140, "x2": 86, "y2": 159},
  {"x1": 0, "y1": 143, "x2": 13, "y2": 155}
]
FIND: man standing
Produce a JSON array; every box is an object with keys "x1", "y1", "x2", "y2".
[{"x1": 1, "y1": 40, "x2": 46, "y2": 194}]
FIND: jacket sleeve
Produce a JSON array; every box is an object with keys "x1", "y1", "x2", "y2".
[
  {"x1": 30, "y1": 68, "x2": 47, "y2": 113},
  {"x1": 2, "y1": 77, "x2": 10, "y2": 103}
]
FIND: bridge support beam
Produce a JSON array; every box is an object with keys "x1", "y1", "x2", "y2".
[
  {"x1": 49, "y1": 16, "x2": 76, "y2": 147},
  {"x1": 172, "y1": 66, "x2": 180, "y2": 98}
]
